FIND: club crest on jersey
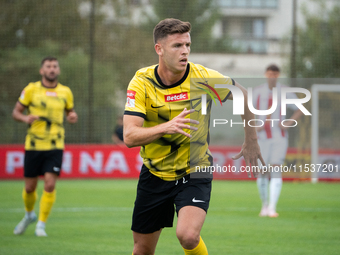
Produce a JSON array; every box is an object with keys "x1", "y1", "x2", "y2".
[
  {"x1": 46, "y1": 91, "x2": 57, "y2": 97},
  {"x1": 165, "y1": 92, "x2": 188, "y2": 102},
  {"x1": 126, "y1": 90, "x2": 136, "y2": 107}
]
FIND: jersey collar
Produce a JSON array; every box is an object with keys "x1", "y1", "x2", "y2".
[
  {"x1": 41, "y1": 80, "x2": 58, "y2": 89},
  {"x1": 154, "y1": 63, "x2": 190, "y2": 89}
]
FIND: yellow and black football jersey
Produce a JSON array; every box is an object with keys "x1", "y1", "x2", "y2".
[
  {"x1": 124, "y1": 62, "x2": 234, "y2": 181},
  {"x1": 18, "y1": 81, "x2": 74, "y2": 150}
]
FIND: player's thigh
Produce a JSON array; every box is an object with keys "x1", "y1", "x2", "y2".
[
  {"x1": 44, "y1": 172, "x2": 58, "y2": 192},
  {"x1": 174, "y1": 177, "x2": 211, "y2": 240},
  {"x1": 24, "y1": 150, "x2": 44, "y2": 178},
  {"x1": 42, "y1": 150, "x2": 63, "y2": 176},
  {"x1": 269, "y1": 138, "x2": 288, "y2": 165},
  {"x1": 257, "y1": 139, "x2": 271, "y2": 167},
  {"x1": 24, "y1": 177, "x2": 38, "y2": 193},
  {"x1": 176, "y1": 206, "x2": 206, "y2": 242},
  {"x1": 174, "y1": 177, "x2": 211, "y2": 213},
  {"x1": 133, "y1": 229, "x2": 162, "y2": 255},
  {"x1": 132, "y1": 165, "x2": 175, "y2": 234}
]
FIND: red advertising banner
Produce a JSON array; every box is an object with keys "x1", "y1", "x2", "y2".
[{"x1": 1, "y1": 145, "x2": 339, "y2": 180}]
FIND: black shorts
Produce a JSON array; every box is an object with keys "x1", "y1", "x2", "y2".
[
  {"x1": 131, "y1": 165, "x2": 212, "y2": 234},
  {"x1": 24, "y1": 150, "x2": 63, "y2": 177}
]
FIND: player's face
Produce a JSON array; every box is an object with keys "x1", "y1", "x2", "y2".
[
  {"x1": 157, "y1": 32, "x2": 191, "y2": 74},
  {"x1": 40, "y1": 60, "x2": 60, "y2": 82},
  {"x1": 265, "y1": 70, "x2": 280, "y2": 86}
]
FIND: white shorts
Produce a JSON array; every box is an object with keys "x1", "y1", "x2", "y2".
[{"x1": 258, "y1": 137, "x2": 288, "y2": 166}]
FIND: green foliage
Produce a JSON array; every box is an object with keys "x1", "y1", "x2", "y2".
[
  {"x1": 0, "y1": 0, "x2": 87, "y2": 50},
  {"x1": 296, "y1": 0, "x2": 340, "y2": 78}
]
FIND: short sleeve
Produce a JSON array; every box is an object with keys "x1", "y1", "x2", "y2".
[
  {"x1": 18, "y1": 84, "x2": 33, "y2": 107},
  {"x1": 65, "y1": 88, "x2": 74, "y2": 110},
  {"x1": 124, "y1": 76, "x2": 146, "y2": 119},
  {"x1": 206, "y1": 68, "x2": 234, "y2": 102}
]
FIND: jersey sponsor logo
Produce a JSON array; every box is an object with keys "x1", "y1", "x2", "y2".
[
  {"x1": 126, "y1": 90, "x2": 136, "y2": 107},
  {"x1": 46, "y1": 91, "x2": 57, "y2": 97},
  {"x1": 192, "y1": 197, "x2": 205, "y2": 203},
  {"x1": 164, "y1": 92, "x2": 188, "y2": 102}
]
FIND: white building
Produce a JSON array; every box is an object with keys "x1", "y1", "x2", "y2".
[{"x1": 193, "y1": 0, "x2": 337, "y2": 77}]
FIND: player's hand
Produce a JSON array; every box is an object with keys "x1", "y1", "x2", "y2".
[
  {"x1": 25, "y1": 115, "x2": 39, "y2": 124},
  {"x1": 163, "y1": 108, "x2": 199, "y2": 138},
  {"x1": 67, "y1": 111, "x2": 78, "y2": 124},
  {"x1": 232, "y1": 140, "x2": 265, "y2": 178}
]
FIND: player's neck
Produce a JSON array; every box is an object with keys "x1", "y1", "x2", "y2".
[
  {"x1": 157, "y1": 62, "x2": 187, "y2": 86},
  {"x1": 41, "y1": 78, "x2": 58, "y2": 88},
  {"x1": 267, "y1": 81, "x2": 277, "y2": 90}
]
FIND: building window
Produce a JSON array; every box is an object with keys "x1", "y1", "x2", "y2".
[
  {"x1": 223, "y1": 17, "x2": 268, "y2": 53},
  {"x1": 218, "y1": 0, "x2": 279, "y2": 8}
]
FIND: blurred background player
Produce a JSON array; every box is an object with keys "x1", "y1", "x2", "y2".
[
  {"x1": 12, "y1": 57, "x2": 78, "y2": 236},
  {"x1": 111, "y1": 115, "x2": 125, "y2": 147},
  {"x1": 254, "y1": 64, "x2": 302, "y2": 217}
]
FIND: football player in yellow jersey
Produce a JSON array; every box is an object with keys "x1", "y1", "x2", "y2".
[
  {"x1": 12, "y1": 57, "x2": 78, "y2": 237},
  {"x1": 124, "y1": 19, "x2": 265, "y2": 255}
]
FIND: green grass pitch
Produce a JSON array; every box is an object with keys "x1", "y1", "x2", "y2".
[{"x1": 0, "y1": 179, "x2": 339, "y2": 254}]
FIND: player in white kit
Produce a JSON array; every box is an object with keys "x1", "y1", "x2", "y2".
[{"x1": 253, "y1": 64, "x2": 302, "y2": 217}]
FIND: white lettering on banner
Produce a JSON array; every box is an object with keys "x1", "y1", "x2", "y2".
[
  {"x1": 61, "y1": 151, "x2": 72, "y2": 174},
  {"x1": 6, "y1": 151, "x2": 24, "y2": 174},
  {"x1": 104, "y1": 151, "x2": 129, "y2": 173},
  {"x1": 79, "y1": 151, "x2": 103, "y2": 174}
]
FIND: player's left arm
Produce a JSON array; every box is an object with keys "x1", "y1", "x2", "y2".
[
  {"x1": 66, "y1": 109, "x2": 78, "y2": 124},
  {"x1": 65, "y1": 88, "x2": 78, "y2": 124},
  {"x1": 230, "y1": 82, "x2": 265, "y2": 178}
]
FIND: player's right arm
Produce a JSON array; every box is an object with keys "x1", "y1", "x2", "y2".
[
  {"x1": 12, "y1": 85, "x2": 39, "y2": 124},
  {"x1": 124, "y1": 108, "x2": 198, "y2": 148},
  {"x1": 12, "y1": 101, "x2": 39, "y2": 124}
]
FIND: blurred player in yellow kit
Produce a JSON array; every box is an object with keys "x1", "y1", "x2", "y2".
[{"x1": 12, "y1": 57, "x2": 78, "y2": 236}]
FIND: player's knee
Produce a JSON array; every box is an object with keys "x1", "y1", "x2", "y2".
[
  {"x1": 44, "y1": 182, "x2": 55, "y2": 192},
  {"x1": 176, "y1": 230, "x2": 200, "y2": 249},
  {"x1": 25, "y1": 186, "x2": 36, "y2": 193},
  {"x1": 133, "y1": 244, "x2": 154, "y2": 255}
]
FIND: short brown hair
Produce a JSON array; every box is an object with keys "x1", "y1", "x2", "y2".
[
  {"x1": 153, "y1": 18, "x2": 191, "y2": 44},
  {"x1": 266, "y1": 64, "x2": 280, "y2": 72},
  {"x1": 41, "y1": 56, "x2": 58, "y2": 66}
]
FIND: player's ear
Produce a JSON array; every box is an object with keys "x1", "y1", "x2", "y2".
[
  {"x1": 39, "y1": 67, "x2": 43, "y2": 76},
  {"x1": 155, "y1": 43, "x2": 163, "y2": 56}
]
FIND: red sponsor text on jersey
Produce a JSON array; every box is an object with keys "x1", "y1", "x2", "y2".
[
  {"x1": 127, "y1": 90, "x2": 136, "y2": 99},
  {"x1": 165, "y1": 92, "x2": 188, "y2": 102}
]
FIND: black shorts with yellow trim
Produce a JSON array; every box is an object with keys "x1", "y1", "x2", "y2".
[
  {"x1": 24, "y1": 150, "x2": 63, "y2": 177},
  {"x1": 131, "y1": 164, "x2": 212, "y2": 234}
]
